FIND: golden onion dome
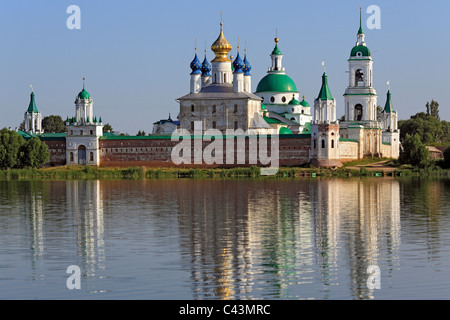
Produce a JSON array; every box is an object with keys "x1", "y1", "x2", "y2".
[{"x1": 211, "y1": 22, "x2": 232, "y2": 62}]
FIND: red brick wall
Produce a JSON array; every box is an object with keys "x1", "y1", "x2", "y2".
[
  {"x1": 43, "y1": 140, "x2": 67, "y2": 166},
  {"x1": 99, "y1": 136, "x2": 311, "y2": 168}
]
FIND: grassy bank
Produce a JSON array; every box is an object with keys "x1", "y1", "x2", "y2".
[{"x1": 1, "y1": 163, "x2": 450, "y2": 180}]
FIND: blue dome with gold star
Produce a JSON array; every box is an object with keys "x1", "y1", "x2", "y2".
[
  {"x1": 201, "y1": 55, "x2": 212, "y2": 77},
  {"x1": 243, "y1": 54, "x2": 251, "y2": 76},
  {"x1": 232, "y1": 52, "x2": 244, "y2": 73},
  {"x1": 190, "y1": 52, "x2": 202, "y2": 75}
]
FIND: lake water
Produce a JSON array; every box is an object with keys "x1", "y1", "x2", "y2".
[{"x1": 1, "y1": 177, "x2": 450, "y2": 300}]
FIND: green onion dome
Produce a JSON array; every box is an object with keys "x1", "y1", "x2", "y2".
[
  {"x1": 256, "y1": 73, "x2": 298, "y2": 93},
  {"x1": 279, "y1": 127, "x2": 292, "y2": 135}
]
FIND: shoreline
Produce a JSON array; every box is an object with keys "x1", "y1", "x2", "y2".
[{"x1": 1, "y1": 164, "x2": 449, "y2": 180}]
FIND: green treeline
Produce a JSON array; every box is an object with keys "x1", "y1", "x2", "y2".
[
  {"x1": 1, "y1": 164, "x2": 450, "y2": 181},
  {"x1": 0, "y1": 128, "x2": 49, "y2": 170},
  {"x1": 398, "y1": 100, "x2": 450, "y2": 168}
]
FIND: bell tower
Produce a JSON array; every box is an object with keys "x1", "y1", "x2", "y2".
[{"x1": 343, "y1": 7, "x2": 378, "y2": 123}]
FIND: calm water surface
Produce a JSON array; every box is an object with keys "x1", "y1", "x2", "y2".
[{"x1": 1, "y1": 178, "x2": 450, "y2": 300}]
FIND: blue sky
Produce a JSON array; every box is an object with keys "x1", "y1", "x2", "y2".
[{"x1": 0, "y1": 0, "x2": 449, "y2": 134}]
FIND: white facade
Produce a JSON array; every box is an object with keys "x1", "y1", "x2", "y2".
[
  {"x1": 66, "y1": 86, "x2": 103, "y2": 166},
  {"x1": 178, "y1": 22, "x2": 274, "y2": 135},
  {"x1": 343, "y1": 22, "x2": 378, "y2": 123},
  {"x1": 24, "y1": 111, "x2": 43, "y2": 134},
  {"x1": 24, "y1": 91, "x2": 43, "y2": 134},
  {"x1": 66, "y1": 124, "x2": 103, "y2": 166},
  {"x1": 310, "y1": 73, "x2": 340, "y2": 163},
  {"x1": 75, "y1": 97, "x2": 94, "y2": 123}
]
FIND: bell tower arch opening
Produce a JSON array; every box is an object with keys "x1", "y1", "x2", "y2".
[{"x1": 354, "y1": 104, "x2": 363, "y2": 121}]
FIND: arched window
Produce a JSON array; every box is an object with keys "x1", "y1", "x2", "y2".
[
  {"x1": 355, "y1": 104, "x2": 363, "y2": 121},
  {"x1": 70, "y1": 152, "x2": 74, "y2": 162},
  {"x1": 90, "y1": 152, "x2": 94, "y2": 162},
  {"x1": 212, "y1": 105, "x2": 216, "y2": 113},
  {"x1": 322, "y1": 139, "x2": 325, "y2": 148},
  {"x1": 212, "y1": 121, "x2": 216, "y2": 129},
  {"x1": 331, "y1": 139, "x2": 335, "y2": 148},
  {"x1": 355, "y1": 69, "x2": 364, "y2": 85},
  {"x1": 191, "y1": 104, "x2": 195, "y2": 112}
]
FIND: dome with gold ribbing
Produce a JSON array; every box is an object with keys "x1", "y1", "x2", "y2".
[{"x1": 211, "y1": 22, "x2": 232, "y2": 62}]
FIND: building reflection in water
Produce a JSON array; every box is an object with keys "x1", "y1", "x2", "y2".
[
  {"x1": 22, "y1": 182, "x2": 46, "y2": 280},
  {"x1": 67, "y1": 180, "x2": 105, "y2": 276},
  {"x1": 17, "y1": 177, "x2": 402, "y2": 299},
  {"x1": 177, "y1": 178, "x2": 401, "y2": 300}
]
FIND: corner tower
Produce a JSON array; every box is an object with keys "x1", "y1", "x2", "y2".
[
  {"x1": 380, "y1": 90, "x2": 400, "y2": 158},
  {"x1": 310, "y1": 73, "x2": 342, "y2": 168},
  {"x1": 24, "y1": 89, "x2": 43, "y2": 134}
]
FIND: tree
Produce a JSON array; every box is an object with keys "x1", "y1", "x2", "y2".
[
  {"x1": 42, "y1": 115, "x2": 66, "y2": 133},
  {"x1": 20, "y1": 137, "x2": 50, "y2": 168},
  {"x1": 426, "y1": 100, "x2": 440, "y2": 120},
  {"x1": 376, "y1": 105, "x2": 382, "y2": 119},
  {"x1": 0, "y1": 128, "x2": 24, "y2": 169},
  {"x1": 103, "y1": 123, "x2": 114, "y2": 133},
  {"x1": 18, "y1": 120, "x2": 25, "y2": 131},
  {"x1": 0, "y1": 128, "x2": 49, "y2": 169},
  {"x1": 399, "y1": 113, "x2": 445, "y2": 145},
  {"x1": 137, "y1": 130, "x2": 146, "y2": 136},
  {"x1": 399, "y1": 133, "x2": 429, "y2": 168}
]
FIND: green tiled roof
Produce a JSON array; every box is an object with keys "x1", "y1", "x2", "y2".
[
  {"x1": 263, "y1": 116, "x2": 283, "y2": 124},
  {"x1": 17, "y1": 130, "x2": 66, "y2": 141},
  {"x1": 302, "y1": 122, "x2": 311, "y2": 133},
  {"x1": 339, "y1": 138, "x2": 358, "y2": 143},
  {"x1": 288, "y1": 95, "x2": 300, "y2": 105},
  {"x1": 101, "y1": 133, "x2": 312, "y2": 140},
  {"x1": 27, "y1": 92, "x2": 39, "y2": 113},
  {"x1": 350, "y1": 45, "x2": 371, "y2": 57},
  {"x1": 300, "y1": 97, "x2": 310, "y2": 107},
  {"x1": 383, "y1": 90, "x2": 394, "y2": 113},
  {"x1": 317, "y1": 72, "x2": 333, "y2": 100},
  {"x1": 358, "y1": 8, "x2": 364, "y2": 35},
  {"x1": 271, "y1": 43, "x2": 282, "y2": 55},
  {"x1": 78, "y1": 87, "x2": 90, "y2": 100}
]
